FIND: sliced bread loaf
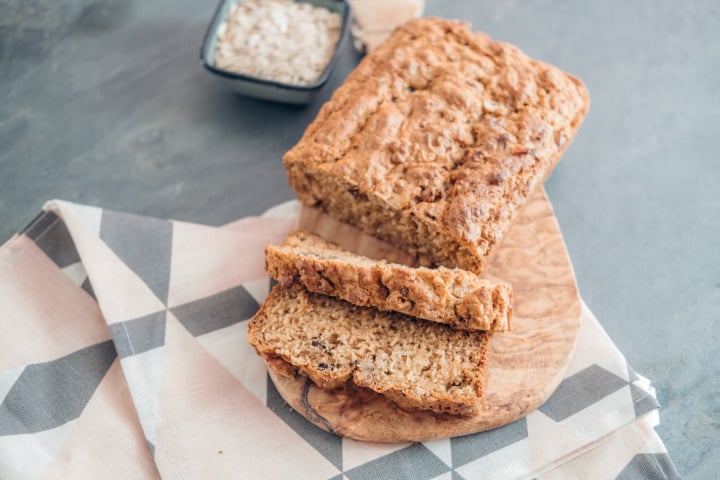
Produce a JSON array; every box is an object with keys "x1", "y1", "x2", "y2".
[
  {"x1": 248, "y1": 284, "x2": 489, "y2": 416},
  {"x1": 266, "y1": 231, "x2": 512, "y2": 332},
  {"x1": 283, "y1": 18, "x2": 589, "y2": 273}
]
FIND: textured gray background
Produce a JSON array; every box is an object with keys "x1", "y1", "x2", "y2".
[{"x1": 1, "y1": 0, "x2": 718, "y2": 477}]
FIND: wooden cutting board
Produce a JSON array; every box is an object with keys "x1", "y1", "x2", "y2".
[{"x1": 268, "y1": 187, "x2": 582, "y2": 442}]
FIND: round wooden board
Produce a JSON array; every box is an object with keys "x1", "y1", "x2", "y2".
[{"x1": 268, "y1": 187, "x2": 581, "y2": 442}]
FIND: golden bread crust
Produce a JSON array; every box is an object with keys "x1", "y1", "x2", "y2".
[
  {"x1": 284, "y1": 18, "x2": 589, "y2": 272},
  {"x1": 265, "y1": 230, "x2": 512, "y2": 331}
]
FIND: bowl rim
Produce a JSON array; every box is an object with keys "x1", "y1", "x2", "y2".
[{"x1": 200, "y1": 0, "x2": 350, "y2": 92}]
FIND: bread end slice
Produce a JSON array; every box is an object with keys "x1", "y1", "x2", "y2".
[{"x1": 265, "y1": 230, "x2": 512, "y2": 332}]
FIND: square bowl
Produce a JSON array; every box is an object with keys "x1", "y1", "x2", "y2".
[{"x1": 200, "y1": 0, "x2": 350, "y2": 104}]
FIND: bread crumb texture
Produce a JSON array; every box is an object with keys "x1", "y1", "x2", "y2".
[{"x1": 248, "y1": 285, "x2": 490, "y2": 416}]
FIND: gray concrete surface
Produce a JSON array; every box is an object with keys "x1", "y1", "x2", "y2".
[{"x1": 1, "y1": 0, "x2": 718, "y2": 477}]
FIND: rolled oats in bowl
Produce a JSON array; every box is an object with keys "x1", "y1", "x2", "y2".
[{"x1": 215, "y1": 0, "x2": 343, "y2": 86}]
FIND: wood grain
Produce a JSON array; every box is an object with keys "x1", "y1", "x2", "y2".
[{"x1": 268, "y1": 187, "x2": 581, "y2": 442}]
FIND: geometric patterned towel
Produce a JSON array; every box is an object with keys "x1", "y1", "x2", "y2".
[{"x1": 0, "y1": 199, "x2": 680, "y2": 479}]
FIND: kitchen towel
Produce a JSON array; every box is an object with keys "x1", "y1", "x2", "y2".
[{"x1": 0, "y1": 200, "x2": 679, "y2": 479}]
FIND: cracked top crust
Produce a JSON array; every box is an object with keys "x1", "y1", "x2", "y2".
[{"x1": 284, "y1": 18, "x2": 589, "y2": 271}]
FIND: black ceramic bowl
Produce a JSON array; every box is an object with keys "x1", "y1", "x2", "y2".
[{"x1": 201, "y1": 0, "x2": 350, "y2": 104}]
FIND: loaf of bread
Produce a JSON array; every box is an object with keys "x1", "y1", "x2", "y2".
[
  {"x1": 248, "y1": 284, "x2": 490, "y2": 416},
  {"x1": 266, "y1": 230, "x2": 512, "y2": 331},
  {"x1": 284, "y1": 18, "x2": 589, "y2": 273}
]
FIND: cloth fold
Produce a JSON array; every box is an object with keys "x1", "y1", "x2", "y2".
[{"x1": 0, "y1": 200, "x2": 679, "y2": 479}]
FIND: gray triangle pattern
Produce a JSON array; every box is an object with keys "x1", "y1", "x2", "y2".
[
  {"x1": 0, "y1": 340, "x2": 117, "y2": 435},
  {"x1": 110, "y1": 310, "x2": 167, "y2": 358},
  {"x1": 22, "y1": 211, "x2": 81, "y2": 268},
  {"x1": 99, "y1": 210, "x2": 173, "y2": 305},
  {"x1": 344, "y1": 443, "x2": 450, "y2": 480},
  {"x1": 538, "y1": 364, "x2": 628, "y2": 422},
  {"x1": 80, "y1": 276, "x2": 97, "y2": 300},
  {"x1": 265, "y1": 373, "x2": 343, "y2": 471},
  {"x1": 630, "y1": 383, "x2": 659, "y2": 418},
  {"x1": 450, "y1": 417, "x2": 528, "y2": 468},
  {"x1": 451, "y1": 471, "x2": 467, "y2": 480},
  {"x1": 616, "y1": 453, "x2": 681, "y2": 480},
  {"x1": 170, "y1": 285, "x2": 259, "y2": 337}
]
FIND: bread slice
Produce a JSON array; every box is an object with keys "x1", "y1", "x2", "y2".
[
  {"x1": 248, "y1": 285, "x2": 490, "y2": 416},
  {"x1": 283, "y1": 18, "x2": 589, "y2": 273},
  {"x1": 266, "y1": 231, "x2": 512, "y2": 332}
]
